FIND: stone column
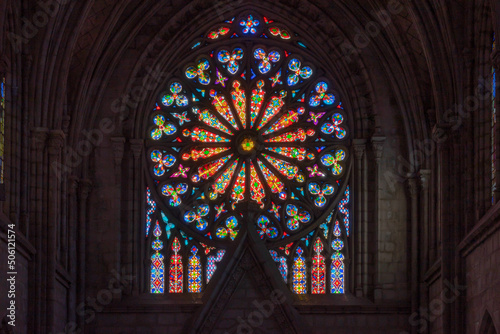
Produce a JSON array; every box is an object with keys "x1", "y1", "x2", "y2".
[
  {"x1": 352, "y1": 139, "x2": 366, "y2": 297},
  {"x1": 67, "y1": 176, "x2": 79, "y2": 324},
  {"x1": 419, "y1": 170, "x2": 431, "y2": 271},
  {"x1": 371, "y1": 135, "x2": 385, "y2": 300},
  {"x1": 47, "y1": 130, "x2": 65, "y2": 333},
  {"x1": 77, "y1": 179, "x2": 92, "y2": 330},
  {"x1": 491, "y1": 50, "x2": 500, "y2": 203},
  {"x1": 29, "y1": 128, "x2": 48, "y2": 333},
  {"x1": 419, "y1": 169, "x2": 431, "y2": 334},
  {"x1": 111, "y1": 137, "x2": 126, "y2": 184},
  {"x1": 110, "y1": 137, "x2": 125, "y2": 277},
  {"x1": 408, "y1": 175, "x2": 420, "y2": 334},
  {"x1": 129, "y1": 139, "x2": 143, "y2": 295}
]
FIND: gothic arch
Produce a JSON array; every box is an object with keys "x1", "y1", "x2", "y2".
[{"x1": 479, "y1": 310, "x2": 498, "y2": 334}]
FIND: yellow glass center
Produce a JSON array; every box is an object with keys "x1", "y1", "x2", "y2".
[{"x1": 241, "y1": 137, "x2": 255, "y2": 151}]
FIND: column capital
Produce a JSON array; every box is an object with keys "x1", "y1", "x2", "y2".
[
  {"x1": 419, "y1": 169, "x2": 431, "y2": 190},
  {"x1": 371, "y1": 136, "x2": 386, "y2": 163},
  {"x1": 79, "y1": 179, "x2": 92, "y2": 200},
  {"x1": 0, "y1": 58, "x2": 7, "y2": 74},
  {"x1": 31, "y1": 127, "x2": 49, "y2": 150},
  {"x1": 463, "y1": 47, "x2": 474, "y2": 68},
  {"x1": 352, "y1": 139, "x2": 366, "y2": 160},
  {"x1": 68, "y1": 176, "x2": 79, "y2": 195},
  {"x1": 48, "y1": 130, "x2": 66, "y2": 155},
  {"x1": 110, "y1": 137, "x2": 126, "y2": 166},
  {"x1": 129, "y1": 139, "x2": 144, "y2": 160},
  {"x1": 62, "y1": 115, "x2": 71, "y2": 136},
  {"x1": 407, "y1": 176, "x2": 419, "y2": 199},
  {"x1": 492, "y1": 48, "x2": 500, "y2": 70}
]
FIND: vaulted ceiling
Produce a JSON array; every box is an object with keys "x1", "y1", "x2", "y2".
[{"x1": 0, "y1": 0, "x2": 486, "y2": 166}]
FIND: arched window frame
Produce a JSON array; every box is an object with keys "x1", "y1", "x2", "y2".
[{"x1": 141, "y1": 11, "x2": 353, "y2": 297}]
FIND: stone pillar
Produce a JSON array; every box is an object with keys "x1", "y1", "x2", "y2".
[
  {"x1": 67, "y1": 176, "x2": 79, "y2": 325},
  {"x1": 352, "y1": 139, "x2": 366, "y2": 297},
  {"x1": 77, "y1": 179, "x2": 92, "y2": 330},
  {"x1": 408, "y1": 175, "x2": 420, "y2": 334},
  {"x1": 129, "y1": 139, "x2": 143, "y2": 295},
  {"x1": 419, "y1": 170, "x2": 431, "y2": 271},
  {"x1": 110, "y1": 137, "x2": 125, "y2": 277},
  {"x1": 491, "y1": 50, "x2": 500, "y2": 203},
  {"x1": 371, "y1": 135, "x2": 385, "y2": 300},
  {"x1": 29, "y1": 128, "x2": 48, "y2": 333},
  {"x1": 47, "y1": 130, "x2": 65, "y2": 333},
  {"x1": 419, "y1": 169, "x2": 431, "y2": 334},
  {"x1": 111, "y1": 137, "x2": 126, "y2": 184}
]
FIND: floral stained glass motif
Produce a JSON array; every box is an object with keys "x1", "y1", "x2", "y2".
[
  {"x1": 162, "y1": 83, "x2": 189, "y2": 107},
  {"x1": 321, "y1": 113, "x2": 346, "y2": 139},
  {"x1": 308, "y1": 183, "x2": 335, "y2": 207},
  {"x1": 151, "y1": 150, "x2": 176, "y2": 176},
  {"x1": 257, "y1": 216, "x2": 278, "y2": 239},
  {"x1": 151, "y1": 115, "x2": 176, "y2": 140},
  {"x1": 186, "y1": 59, "x2": 211, "y2": 85},
  {"x1": 254, "y1": 48, "x2": 280, "y2": 74},
  {"x1": 309, "y1": 82, "x2": 335, "y2": 107},
  {"x1": 240, "y1": 15, "x2": 259, "y2": 34},
  {"x1": 218, "y1": 48, "x2": 244, "y2": 75},
  {"x1": 287, "y1": 59, "x2": 312, "y2": 86},
  {"x1": 216, "y1": 216, "x2": 239, "y2": 240},
  {"x1": 208, "y1": 26, "x2": 230, "y2": 39},
  {"x1": 161, "y1": 183, "x2": 188, "y2": 207}
]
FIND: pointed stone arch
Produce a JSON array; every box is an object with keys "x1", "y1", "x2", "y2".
[{"x1": 479, "y1": 310, "x2": 498, "y2": 334}]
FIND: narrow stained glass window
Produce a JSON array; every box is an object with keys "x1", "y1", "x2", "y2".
[
  {"x1": 169, "y1": 237, "x2": 183, "y2": 293},
  {"x1": 292, "y1": 247, "x2": 307, "y2": 294},
  {"x1": 151, "y1": 221, "x2": 164, "y2": 293},
  {"x1": 206, "y1": 250, "x2": 225, "y2": 284},
  {"x1": 269, "y1": 250, "x2": 288, "y2": 283},
  {"x1": 0, "y1": 77, "x2": 5, "y2": 184},
  {"x1": 331, "y1": 235, "x2": 345, "y2": 293},
  {"x1": 311, "y1": 238, "x2": 326, "y2": 294},
  {"x1": 331, "y1": 252, "x2": 345, "y2": 294},
  {"x1": 188, "y1": 246, "x2": 202, "y2": 293}
]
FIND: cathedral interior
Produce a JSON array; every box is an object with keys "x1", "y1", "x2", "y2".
[{"x1": 0, "y1": 0, "x2": 499, "y2": 333}]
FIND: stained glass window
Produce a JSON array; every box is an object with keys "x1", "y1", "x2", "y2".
[
  {"x1": 169, "y1": 237, "x2": 183, "y2": 293},
  {"x1": 144, "y1": 12, "x2": 351, "y2": 296},
  {"x1": 292, "y1": 247, "x2": 307, "y2": 294},
  {"x1": 311, "y1": 238, "x2": 326, "y2": 294},
  {"x1": 0, "y1": 76, "x2": 5, "y2": 184},
  {"x1": 151, "y1": 221, "x2": 164, "y2": 293},
  {"x1": 188, "y1": 246, "x2": 202, "y2": 293}
]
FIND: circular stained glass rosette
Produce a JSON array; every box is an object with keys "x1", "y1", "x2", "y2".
[{"x1": 145, "y1": 13, "x2": 350, "y2": 246}]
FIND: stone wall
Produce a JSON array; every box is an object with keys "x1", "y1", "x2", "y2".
[{"x1": 465, "y1": 227, "x2": 500, "y2": 333}]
